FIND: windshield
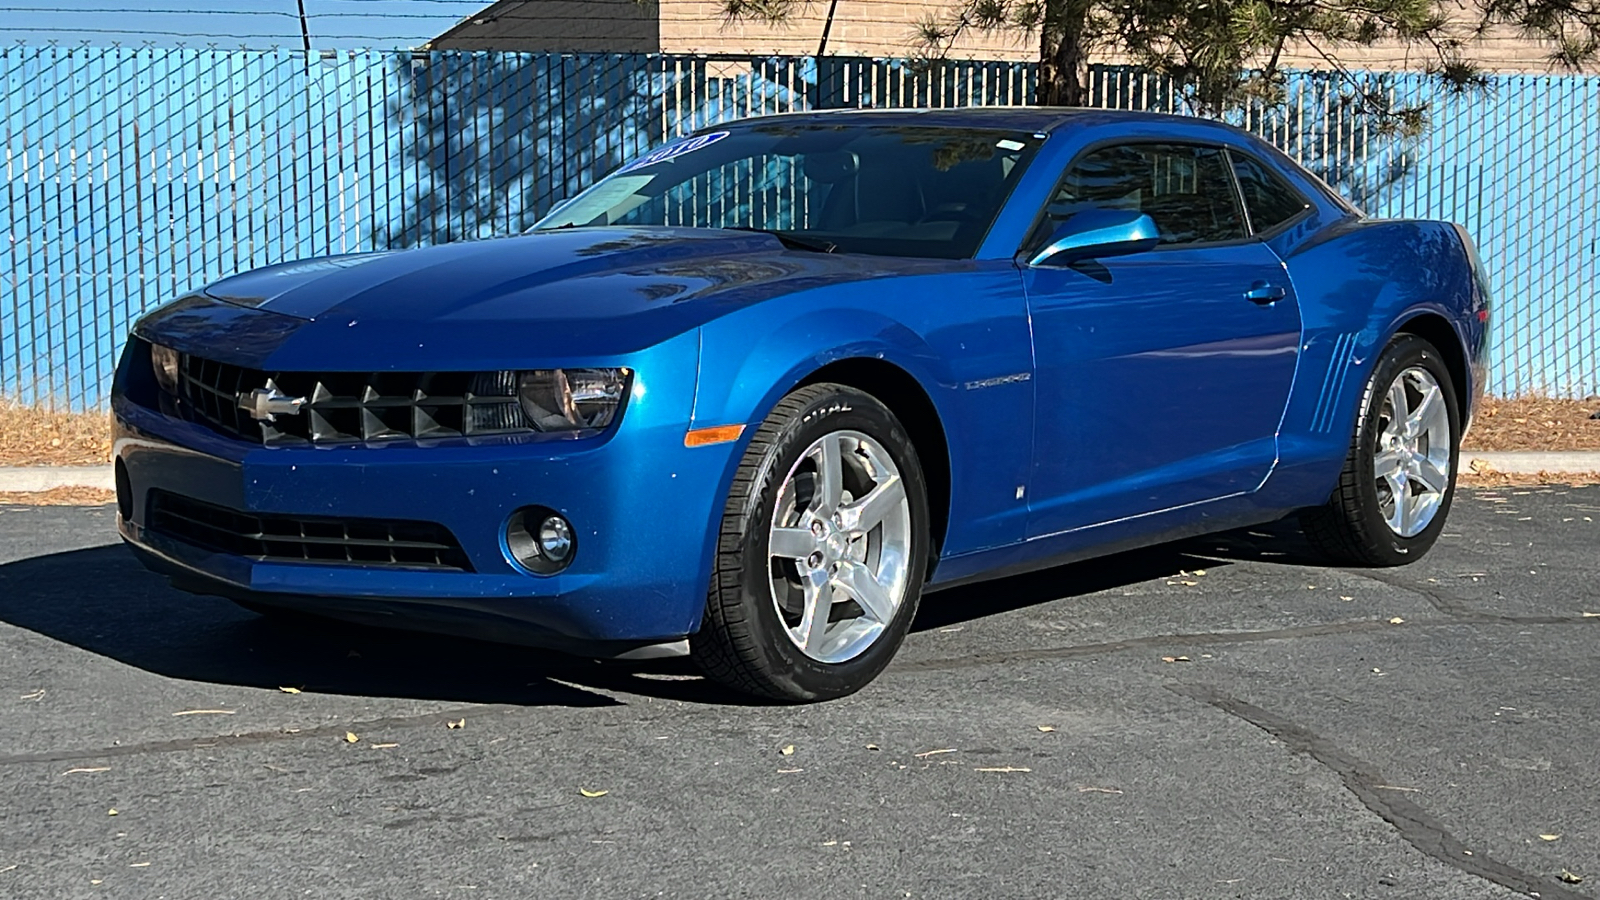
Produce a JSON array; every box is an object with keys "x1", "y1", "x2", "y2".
[{"x1": 534, "y1": 123, "x2": 1043, "y2": 259}]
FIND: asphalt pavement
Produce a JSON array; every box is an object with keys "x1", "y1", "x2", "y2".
[{"x1": 0, "y1": 486, "x2": 1596, "y2": 899}]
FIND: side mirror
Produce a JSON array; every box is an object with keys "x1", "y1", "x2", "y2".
[{"x1": 1027, "y1": 208, "x2": 1160, "y2": 267}]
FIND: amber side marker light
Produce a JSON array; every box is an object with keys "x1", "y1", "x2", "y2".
[{"x1": 685, "y1": 424, "x2": 745, "y2": 447}]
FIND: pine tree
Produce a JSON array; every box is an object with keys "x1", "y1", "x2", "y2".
[{"x1": 720, "y1": 1, "x2": 1590, "y2": 119}]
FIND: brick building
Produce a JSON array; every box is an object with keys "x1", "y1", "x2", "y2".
[{"x1": 429, "y1": 0, "x2": 1592, "y2": 73}]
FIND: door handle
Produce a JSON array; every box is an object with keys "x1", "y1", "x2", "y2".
[{"x1": 1244, "y1": 282, "x2": 1287, "y2": 304}]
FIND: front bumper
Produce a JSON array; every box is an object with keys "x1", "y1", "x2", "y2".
[{"x1": 112, "y1": 372, "x2": 735, "y2": 655}]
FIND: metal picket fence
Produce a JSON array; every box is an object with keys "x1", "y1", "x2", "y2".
[{"x1": 2, "y1": 47, "x2": 1597, "y2": 409}]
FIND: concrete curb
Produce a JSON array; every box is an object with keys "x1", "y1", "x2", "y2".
[
  {"x1": 1, "y1": 453, "x2": 1597, "y2": 494},
  {"x1": 1462, "y1": 451, "x2": 1600, "y2": 475},
  {"x1": 0, "y1": 465, "x2": 115, "y2": 492}
]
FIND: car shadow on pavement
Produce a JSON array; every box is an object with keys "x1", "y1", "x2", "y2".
[
  {"x1": 909, "y1": 517, "x2": 1327, "y2": 633},
  {"x1": 0, "y1": 517, "x2": 1323, "y2": 707},
  {"x1": 0, "y1": 543, "x2": 709, "y2": 708}
]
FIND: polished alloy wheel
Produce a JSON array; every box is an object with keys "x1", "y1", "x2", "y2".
[
  {"x1": 1372, "y1": 366, "x2": 1452, "y2": 537},
  {"x1": 766, "y1": 430, "x2": 912, "y2": 663}
]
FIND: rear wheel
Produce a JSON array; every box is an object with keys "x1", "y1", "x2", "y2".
[
  {"x1": 690, "y1": 383, "x2": 930, "y2": 702},
  {"x1": 1301, "y1": 333, "x2": 1460, "y2": 566}
]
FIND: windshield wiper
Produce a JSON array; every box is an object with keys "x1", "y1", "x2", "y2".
[{"x1": 727, "y1": 227, "x2": 836, "y2": 254}]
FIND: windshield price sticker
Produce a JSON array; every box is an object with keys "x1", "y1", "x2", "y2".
[{"x1": 618, "y1": 131, "x2": 730, "y2": 174}]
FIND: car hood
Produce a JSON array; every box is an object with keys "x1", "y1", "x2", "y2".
[
  {"x1": 202, "y1": 227, "x2": 801, "y2": 321},
  {"x1": 203, "y1": 227, "x2": 941, "y2": 342},
  {"x1": 140, "y1": 227, "x2": 974, "y2": 369}
]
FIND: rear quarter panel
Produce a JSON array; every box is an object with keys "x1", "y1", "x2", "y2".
[{"x1": 1265, "y1": 217, "x2": 1488, "y2": 508}]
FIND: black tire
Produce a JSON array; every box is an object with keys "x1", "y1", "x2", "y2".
[
  {"x1": 1300, "y1": 333, "x2": 1461, "y2": 566},
  {"x1": 690, "y1": 383, "x2": 931, "y2": 702}
]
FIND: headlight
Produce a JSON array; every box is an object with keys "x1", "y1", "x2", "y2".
[
  {"x1": 517, "y1": 368, "x2": 628, "y2": 432},
  {"x1": 151, "y1": 343, "x2": 180, "y2": 394}
]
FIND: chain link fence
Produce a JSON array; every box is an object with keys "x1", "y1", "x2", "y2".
[{"x1": 3, "y1": 47, "x2": 1596, "y2": 408}]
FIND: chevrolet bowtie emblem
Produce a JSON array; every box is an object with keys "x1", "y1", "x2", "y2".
[{"x1": 238, "y1": 380, "x2": 307, "y2": 423}]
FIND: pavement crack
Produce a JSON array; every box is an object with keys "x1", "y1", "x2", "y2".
[
  {"x1": 1168, "y1": 683, "x2": 1589, "y2": 900},
  {"x1": 1342, "y1": 568, "x2": 1485, "y2": 618},
  {"x1": 0, "y1": 704, "x2": 523, "y2": 768}
]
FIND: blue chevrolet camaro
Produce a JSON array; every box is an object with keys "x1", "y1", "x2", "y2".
[{"x1": 112, "y1": 108, "x2": 1490, "y2": 701}]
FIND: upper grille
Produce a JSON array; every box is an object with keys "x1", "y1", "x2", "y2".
[
  {"x1": 147, "y1": 491, "x2": 473, "y2": 571},
  {"x1": 175, "y1": 353, "x2": 534, "y2": 446}
]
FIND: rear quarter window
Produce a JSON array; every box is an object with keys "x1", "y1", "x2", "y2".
[{"x1": 1229, "y1": 151, "x2": 1312, "y2": 233}]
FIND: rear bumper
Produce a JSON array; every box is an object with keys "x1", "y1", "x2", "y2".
[{"x1": 113, "y1": 386, "x2": 737, "y2": 653}]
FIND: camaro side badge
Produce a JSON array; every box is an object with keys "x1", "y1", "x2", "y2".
[{"x1": 238, "y1": 379, "x2": 307, "y2": 422}]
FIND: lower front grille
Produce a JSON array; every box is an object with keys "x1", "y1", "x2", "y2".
[{"x1": 146, "y1": 491, "x2": 473, "y2": 571}]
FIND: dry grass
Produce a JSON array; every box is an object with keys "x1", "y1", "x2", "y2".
[
  {"x1": 0, "y1": 403, "x2": 112, "y2": 467},
  {"x1": 1463, "y1": 395, "x2": 1600, "y2": 452},
  {"x1": 1459, "y1": 470, "x2": 1600, "y2": 488},
  {"x1": 0, "y1": 486, "x2": 116, "y2": 506}
]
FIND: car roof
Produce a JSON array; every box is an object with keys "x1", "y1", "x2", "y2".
[{"x1": 719, "y1": 106, "x2": 1233, "y2": 137}]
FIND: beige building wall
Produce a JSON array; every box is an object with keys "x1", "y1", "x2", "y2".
[
  {"x1": 658, "y1": 0, "x2": 1037, "y2": 61},
  {"x1": 434, "y1": 1, "x2": 1595, "y2": 74},
  {"x1": 1265, "y1": 23, "x2": 1597, "y2": 74}
]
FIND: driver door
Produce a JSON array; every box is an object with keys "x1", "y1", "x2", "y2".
[{"x1": 1023, "y1": 142, "x2": 1302, "y2": 538}]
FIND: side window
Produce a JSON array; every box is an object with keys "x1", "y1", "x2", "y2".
[
  {"x1": 1229, "y1": 151, "x2": 1311, "y2": 233},
  {"x1": 1042, "y1": 143, "x2": 1247, "y2": 245}
]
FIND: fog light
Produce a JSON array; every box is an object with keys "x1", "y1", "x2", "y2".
[
  {"x1": 537, "y1": 516, "x2": 573, "y2": 563},
  {"x1": 505, "y1": 507, "x2": 576, "y2": 574}
]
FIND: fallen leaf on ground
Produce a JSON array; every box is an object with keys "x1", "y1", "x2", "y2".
[
  {"x1": 1561, "y1": 870, "x2": 1584, "y2": 884},
  {"x1": 1388, "y1": 617, "x2": 1406, "y2": 624},
  {"x1": 344, "y1": 732, "x2": 359, "y2": 744},
  {"x1": 447, "y1": 719, "x2": 465, "y2": 730},
  {"x1": 1339, "y1": 596, "x2": 1354, "y2": 601},
  {"x1": 779, "y1": 744, "x2": 795, "y2": 756},
  {"x1": 1036, "y1": 725, "x2": 1056, "y2": 733},
  {"x1": 278, "y1": 687, "x2": 302, "y2": 694},
  {"x1": 106, "y1": 809, "x2": 118, "y2": 816},
  {"x1": 1540, "y1": 834, "x2": 1562, "y2": 841},
  {"x1": 865, "y1": 744, "x2": 880, "y2": 751},
  {"x1": 913, "y1": 748, "x2": 957, "y2": 758},
  {"x1": 974, "y1": 766, "x2": 1031, "y2": 773},
  {"x1": 172, "y1": 709, "x2": 235, "y2": 716},
  {"x1": 579, "y1": 788, "x2": 608, "y2": 798},
  {"x1": 61, "y1": 767, "x2": 109, "y2": 776}
]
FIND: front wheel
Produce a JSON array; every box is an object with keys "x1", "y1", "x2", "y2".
[
  {"x1": 690, "y1": 383, "x2": 930, "y2": 702},
  {"x1": 1300, "y1": 333, "x2": 1461, "y2": 566}
]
